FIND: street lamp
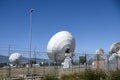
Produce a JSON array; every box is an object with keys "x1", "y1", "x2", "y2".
[{"x1": 28, "y1": 9, "x2": 34, "y2": 74}]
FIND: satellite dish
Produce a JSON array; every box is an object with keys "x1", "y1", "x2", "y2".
[
  {"x1": 47, "y1": 31, "x2": 75, "y2": 62},
  {"x1": 94, "y1": 48, "x2": 105, "y2": 60},
  {"x1": 93, "y1": 48, "x2": 105, "y2": 69},
  {"x1": 109, "y1": 42, "x2": 120, "y2": 62},
  {"x1": 95, "y1": 48, "x2": 104, "y2": 55},
  {"x1": 9, "y1": 52, "x2": 22, "y2": 66},
  {"x1": 109, "y1": 53, "x2": 118, "y2": 61},
  {"x1": 109, "y1": 42, "x2": 120, "y2": 55}
]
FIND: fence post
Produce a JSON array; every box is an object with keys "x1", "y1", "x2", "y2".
[
  {"x1": 43, "y1": 59, "x2": 45, "y2": 76},
  {"x1": 85, "y1": 53, "x2": 87, "y2": 70},
  {"x1": 79, "y1": 56, "x2": 80, "y2": 72},
  {"x1": 97, "y1": 54, "x2": 99, "y2": 70},
  {"x1": 107, "y1": 54, "x2": 109, "y2": 71},
  {"x1": 33, "y1": 48, "x2": 36, "y2": 75},
  {"x1": 7, "y1": 45, "x2": 11, "y2": 78},
  {"x1": 54, "y1": 53, "x2": 58, "y2": 77},
  {"x1": 116, "y1": 54, "x2": 118, "y2": 71},
  {"x1": 41, "y1": 59, "x2": 45, "y2": 76}
]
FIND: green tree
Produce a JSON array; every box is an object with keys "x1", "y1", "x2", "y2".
[{"x1": 79, "y1": 56, "x2": 86, "y2": 64}]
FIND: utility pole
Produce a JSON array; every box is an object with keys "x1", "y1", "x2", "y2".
[
  {"x1": 28, "y1": 9, "x2": 34, "y2": 74},
  {"x1": 8, "y1": 45, "x2": 11, "y2": 78}
]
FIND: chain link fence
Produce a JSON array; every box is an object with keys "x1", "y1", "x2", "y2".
[{"x1": 0, "y1": 48, "x2": 120, "y2": 79}]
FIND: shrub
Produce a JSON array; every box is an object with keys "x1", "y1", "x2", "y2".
[
  {"x1": 60, "y1": 69, "x2": 107, "y2": 80},
  {"x1": 60, "y1": 72, "x2": 80, "y2": 80},
  {"x1": 43, "y1": 75, "x2": 59, "y2": 80},
  {"x1": 107, "y1": 70, "x2": 120, "y2": 80},
  {"x1": 79, "y1": 69, "x2": 106, "y2": 80}
]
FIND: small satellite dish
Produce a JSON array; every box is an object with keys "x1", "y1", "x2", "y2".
[
  {"x1": 47, "y1": 31, "x2": 75, "y2": 62},
  {"x1": 94, "y1": 48, "x2": 105, "y2": 61},
  {"x1": 93, "y1": 48, "x2": 105, "y2": 69},
  {"x1": 95, "y1": 48, "x2": 104, "y2": 55},
  {"x1": 9, "y1": 52, "x2": 22, "y2": 66},
  {"x1": 109, "y1": 42, "x2": 120, "y2": 55}
]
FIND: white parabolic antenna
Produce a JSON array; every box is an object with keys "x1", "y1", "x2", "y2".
[
  {"x1": 95, "y1": 48, "x2": 104, "y2": 55},
  {"x1": 94, "y1": 48, "x2": 105, "y2": 60},
  {"x1": 109, "y1": 53, "x2": 120, "y2": 61},
  {"x1": 9, "y1": 52, "x2": 22, "y2": 65},
  {"x1": 47, "y1": 31, "x2": 75, "y2": 62},
  {"x1": 109, "y1": 42, "x2": 120, "y2": 55},
  {"x1": 109, "y1": 42, "x2": 120, "y2": 61}
]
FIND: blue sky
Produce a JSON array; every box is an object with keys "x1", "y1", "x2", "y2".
[{"x1": 0, "y1": 0, "x2": 120, "y2": 54}]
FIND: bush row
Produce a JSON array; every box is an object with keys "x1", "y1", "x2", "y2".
[{"x1": 43, "y1": 69, "x2": 120, "y2": 80}]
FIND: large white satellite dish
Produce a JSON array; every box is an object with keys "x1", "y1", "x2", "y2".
[
  {"x1": 109, "y1": 42, "x2": 120, "y2": 55},
  {"x1": 47, "y1": 31, "x2": 75, "y2": 62},
  {"x1": 9, "y1": 52, "x2": 22, "y2": 66},
  {"x1": 109, "y1": 53, "x2": 119, "y2": 61},
  {"x1": 109, "y1": 42, "x2": 120, "y2": 61}
]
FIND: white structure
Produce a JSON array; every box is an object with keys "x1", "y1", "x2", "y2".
[
  {"x1": 47, "y1": 31, "x2": 75, "y2": 68},
  {"x1": 109, "y1": 53, "x2": 120, "y2": 61},
  {"x1": 62, "y1": 50, "x2": 73, "y2": 68},
  {"x1": 94, "y1": 48, "x2": 105, "y2": 61},
  {"x1": 92, "y1": 48, "x2": 105, "y2": 69},
  {"x1": 95, "y1": 48, "x2": 104, "y2": 55},
  {"x1": 109, "y1": 42, "x2": 120, "y2": 55},
  {"x1": 109, "y1": 42, "x2": 120, "y2": 69},
  {"x1": 9, "y1": 52, "x2": 22, "y2": 67},
  {"x1": 109, "y1": 42, "x2": 120, "y2": 61}
]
